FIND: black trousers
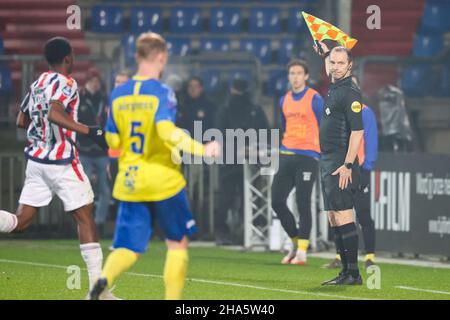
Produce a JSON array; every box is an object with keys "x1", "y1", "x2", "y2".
[{"x1": 271, "y1": 153, "x2": 318, "y2": 240}]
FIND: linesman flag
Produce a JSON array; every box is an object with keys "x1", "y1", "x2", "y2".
[{"x1": 301, "y1": 11, "x2": 358, "y2": 50}]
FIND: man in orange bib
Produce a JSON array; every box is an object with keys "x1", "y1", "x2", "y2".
[{"x1": 271, "y1": 60, "x2": 324, "y2": 265}]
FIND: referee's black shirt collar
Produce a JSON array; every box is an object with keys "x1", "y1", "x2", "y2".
[{"x1": 330, "y1": 75, "x2": 352, "y2": 89}]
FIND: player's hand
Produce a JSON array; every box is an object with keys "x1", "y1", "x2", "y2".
[
  {"x1": 313, "y1": 41, "x2": 330, "y2": 57},
  {"x1": 204, "y1": 141, "x2": 221, "y2": 158},
  {"x1": 332, "y1": 165, "x2": 352, "y2": 190},
  {"x1": 87, "y1": 126, "x2": 108, "y2": 150}
]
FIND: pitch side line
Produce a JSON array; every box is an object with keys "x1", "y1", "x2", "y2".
[
  {"x1": 395, "y1": 286, "x2": 450, "y2": 296},
  {"x1": 0, "y1": 258, "x2": 374, "y2": 300}
]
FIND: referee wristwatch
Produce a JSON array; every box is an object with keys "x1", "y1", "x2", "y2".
[{"x1": 344, "y1": 162, "x2": 353, "y2": 169}]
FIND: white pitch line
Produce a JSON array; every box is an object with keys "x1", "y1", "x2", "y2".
[
  {"x1": 0, "y1": 258, "x2": 374, "y2": 300},
  {"x1": 395, "y1": 286, "x2": 450, "y2": 296}
]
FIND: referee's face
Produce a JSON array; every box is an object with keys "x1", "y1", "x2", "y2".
[
  {"x1": 288, "y1": 65, "x2": 309, "y2": 92},
  {"x1": 329, "y1": 51, "x2": 351, "y2": 81}
]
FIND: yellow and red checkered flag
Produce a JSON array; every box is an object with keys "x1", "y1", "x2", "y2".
[{"x1": 301, "y1": 11, "x2": 358, "y2": 50}]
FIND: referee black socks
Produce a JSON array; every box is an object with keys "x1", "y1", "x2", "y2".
[
  {"x1": 331, "y1": 226, "x2": 348, "y2": 274},
  {"x1": 338, "y1": 223, "x2": 360, "y2": 278}
]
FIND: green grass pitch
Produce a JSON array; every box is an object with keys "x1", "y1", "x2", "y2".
[{"x1": 0, "y1": 240, "x2": 449, "y2": 300}]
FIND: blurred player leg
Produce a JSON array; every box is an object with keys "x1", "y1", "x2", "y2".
[
  {"x1": 291, "y1": 158, "x2": 318, "y2": 265},
  {"x1": 164, "y1": 237, "x2": 189, "y2": 300},
  {"x1": 271, "y1": 156, "x2": 298, "y2": 264}
]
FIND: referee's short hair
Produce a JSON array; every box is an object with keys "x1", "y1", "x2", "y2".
[
  {"x1": 44, "y1": 37, "x2": 72, "y2": 66},
  {"x1": 287, "y1": 59, "x2": 309, "y2": 75},
  {"x1": 331, "y1": 46, "x2": 353, "y2": 63}
]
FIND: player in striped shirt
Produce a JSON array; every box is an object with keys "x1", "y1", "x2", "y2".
[{"x1": 0, "y1": 37, "x2": 115, "y2": 299}]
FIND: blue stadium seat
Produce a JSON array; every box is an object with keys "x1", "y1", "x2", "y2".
[
  {"x1": 438, "y1": 65, "x2": 450, "y2": 96},
  {"x1": 278, "y1": 39, "x2": 306, "y2": 64},
  {"x1": 287, "y1": 10, "x2": 309, "y2": 33},
  {"x1": 240, "y1": 39, "x2": 272, "y2": 65},
  {"x1": 420, "y1": 0, "x2": 450, "y2": 32},
  {"x1": 400, "y1": 65, "x2": 433, "y2": 97},
  {"x1": 165, "y1": 37, "x2": 191, "y2": 56},
  {"x1": 122, "y1": 34, "x2": 137, "y2": 66},
  {"x1": 130, "y1": 7, "x2": 163, "y2": 33},
  {"x1": 91, "y1": 5, "x2": 124, "y2": 33},
  {"x1": 199, "y1": 69, "x2": 221, "y2": 92},
  {"x1": 249, "y1": 8, "x2": 281, "y2": 34},
  {"x1": 210, "y1": 7, "x2": 242, "y2": 33},
  {"x1": 267, "y1": 69, "x2": 289, "y2": 96},
  {"x1": 413, "y1": 34, "x2": 444, "y2": 57},
  {"x1": 170, "y1": 7, "x2": 202, "y2": 33},
  {"x1": 0, "y1": 66, "x2": 12, "y2": 92},
  {"x1": 0, "y1": 38, "x2": 4, "y2": 54},
  {"x1": 200, "y1": 38, "x2": 231, "y2": 53}
]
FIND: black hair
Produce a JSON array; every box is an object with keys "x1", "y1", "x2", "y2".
[
  {"x1": 44, "y1": 37, "x2": 72, "y2": 66},
  {"x1": 188, "y1": 76, "x2": 204, "y2": 87},
  {"x1": 287, "y1": 59, "x2": 309, "y2": 74}
]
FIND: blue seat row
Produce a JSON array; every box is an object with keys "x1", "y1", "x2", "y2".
[{"x1": 91, "y1": 6, "x2": 309, "y2": 34}]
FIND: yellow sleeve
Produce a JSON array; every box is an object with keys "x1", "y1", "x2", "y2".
[
  {"x1": 156, "y1": 121, "x2": 205, "y2": 156},
  {"x1": 105, "y1": 132, "x2": 121, "y2": 150}
]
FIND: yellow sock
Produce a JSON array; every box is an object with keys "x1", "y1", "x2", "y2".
[
  {"x1": 365, "y1": 253, "x2": 375, "y2": 262},
  {"x1": 164, "y1": 249, "x2": 188, "y2": 300},
  {"x1": 298, "y1": 239, "x2": 309, "y2": 252},
  {"x1": 101, "y1": 248, "x2": 138, "y2": 288},
  {"x1": 291, "y1": 237, "x2": 299, "y2": 247},
  {"x1": 335, "y1": 254, "x2": 341, "y2": 260}
]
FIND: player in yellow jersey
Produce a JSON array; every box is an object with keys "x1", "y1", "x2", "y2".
[{"x1": 89, "y1": 32, "x2": 220, "y2": 300}]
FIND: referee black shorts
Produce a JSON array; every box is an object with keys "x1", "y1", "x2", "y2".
[{"x1": 320, "y1": 153, "x2": 360, "y2": 212}]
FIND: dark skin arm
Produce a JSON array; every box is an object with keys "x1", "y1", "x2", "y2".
[
  {"x1": 16, "y1": 111, "x2": 31, "y2": 129},
  {"x1": 48, "y1": 101, "x2": 89, "y2": 135}
]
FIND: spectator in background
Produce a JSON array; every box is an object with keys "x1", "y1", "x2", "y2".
[
  {"x1": 78, "y1": 68, "x2": 111, "y2": 237},
  {"x1": 215, "y1": 79, "x2": 270, "y2": 245},
  {"x1": 176, "y1": 76, "x2": 216, "y2": 140},
  {"x1": 107, "y1": 70, "x2": 130, "y2": 183}
]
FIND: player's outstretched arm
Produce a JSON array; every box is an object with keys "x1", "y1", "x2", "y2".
[
  {"x1": 156, "y1": 120, "x2": 220, "y2": 158},
  {"x1": 48, "y1": 101, "x2": 89, "y2": 134},
  {"x1": 48, "y1": 101, "x2": 108, "y2": 149}
]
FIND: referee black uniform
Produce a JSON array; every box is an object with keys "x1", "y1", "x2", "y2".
[{"x1": 318, "y1": 46, "x2": 364, "y2": 285}]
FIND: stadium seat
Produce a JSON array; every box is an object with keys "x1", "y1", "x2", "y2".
[
  {"x1": 0, "y1": 66, "x2": 12, "y2": 92},
  {"x1": 170, "y1": 7, "x2": 202, "y2": 33},
  {"x1": 209, "y1": 7, "x2": 242, "y2": 33},
  {"x1": 130, "y1": 7, "x2": 163, "y2": 33},
  {"x1": 249, "y1": 8, "x2": 281, "y2": 34},
  {"x1": 240, "y1": 39, "x2": 272, "y2": 65},
  {"x1": 278, "y1": 39, "x2": 305, "y2": 64},
  {"x1": 199, "y1": 69, "x2": 221, "y2": 92},
  {"x1": 287, "y1": 9, "x2": 309, "y2": 33},
  {"x1": 420, "y1": 0, "x2": 450, "y2": 32},
  {"x1": 165, "y1": 37, "x2": 191, "y2": 56},
  {"x1": 0, "y1": 38, "x2": 4, "y2": 54},
  {"x1": 267, "y1": 69, "x2": 289, "y2": 96},
  {"x1": 412, "y1": 34, "x2": 444, "y2": 57},
  {"x1": 400, "y1": 65, "x2": 433, "y2": 97},
  {"x1": 200, "y1": 38, "x2": 231, "y2": 53},
  {"x1": 122, "y1": 34, "x2": 137, "y2": 66},
  {"x1": 91, "y1": 5, "x2": 124, "y2": 33},
  {"x1": 438, "y1": 65, "x2": 450, "y2": 97}
]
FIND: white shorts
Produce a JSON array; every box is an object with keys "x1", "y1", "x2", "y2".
[{"x1": 19, "y1": 159, "x2": 94, "y2": 212}]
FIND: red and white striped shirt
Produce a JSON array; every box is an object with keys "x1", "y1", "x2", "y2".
[{"x1": 20, "y1": 71, "x2": 80, "y2": 164}]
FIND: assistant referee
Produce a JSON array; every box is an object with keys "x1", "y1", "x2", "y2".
[{"x1": 314, "y1": 42, "x2": 364, "y2": 285}]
